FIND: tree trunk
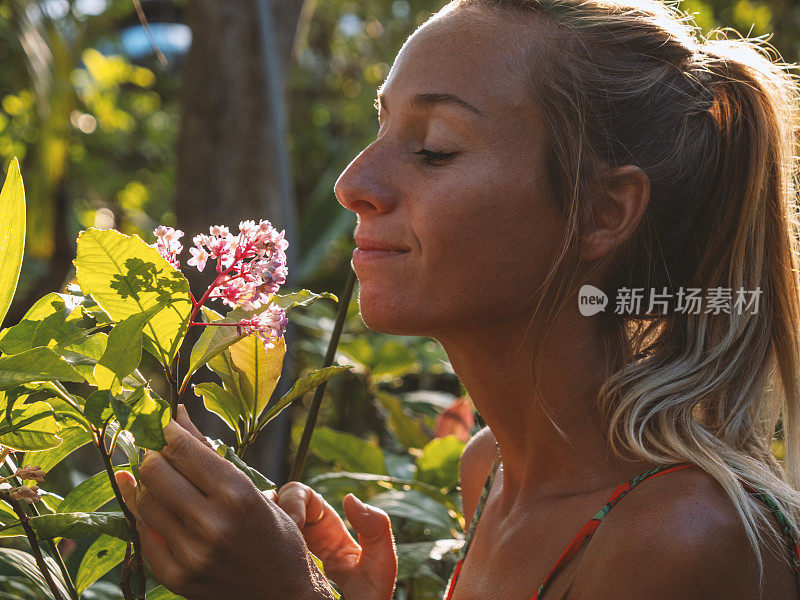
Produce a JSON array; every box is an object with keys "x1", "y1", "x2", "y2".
[
  {"x1": 175, "y1": 0, "x2": 304, "y2": 481},
  {"x1": 175, "y1": 0, "x2": 301, "y2": 232}
]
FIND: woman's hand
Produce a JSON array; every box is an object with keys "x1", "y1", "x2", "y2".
[
  {"x1": 115, "y1": 406, "x2": 335, "y2": 600},
  {"x1": 276, "y1": 482, "x2": 398, "y2": 600}
]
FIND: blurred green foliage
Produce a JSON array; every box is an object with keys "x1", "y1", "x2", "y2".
[{"x1": 0, "y1": 0, "x2": 797, "y2": 598}]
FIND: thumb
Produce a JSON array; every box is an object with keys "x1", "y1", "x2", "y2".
[
  {"x1": 115, "y1": 471, "x2": 139, "y2": 517},
  {"x1": 343, "y1": 494, "x2": 397, "y2": 575},
  {"x1": 115, "y1": 471, "x2": 167, "y2": 547}
]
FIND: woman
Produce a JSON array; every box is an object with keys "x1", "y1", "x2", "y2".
[{"x1": 116, "y1": 0, "x2": 800, "y2": 598}]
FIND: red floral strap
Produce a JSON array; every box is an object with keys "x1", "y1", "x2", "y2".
[{"x1": 530, "y1": 462, "x2": 696, "y2": 599}]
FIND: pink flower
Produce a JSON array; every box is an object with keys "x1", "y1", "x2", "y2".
[
  {"x1": 238, "y1": 304, "x2": 288, "y2": 350},
  {"x1": 188, "y1": 246, "x2": 210, "y2": 272},
  {"x1": 152, "y1": 226, "x2": 184, "y2": 270}
]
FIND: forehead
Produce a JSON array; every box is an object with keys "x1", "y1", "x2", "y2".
[{"x1": 380, "y1": 8, "x2": 547, "y2": 120}]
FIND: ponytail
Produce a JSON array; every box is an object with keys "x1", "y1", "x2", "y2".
[{"x1": 447, "y1": 0, "x2": 800, "y2": 588}]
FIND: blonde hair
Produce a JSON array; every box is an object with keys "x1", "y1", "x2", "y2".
[{"x1": 442, "y1": 0, "x2": 800, "y2": 590}]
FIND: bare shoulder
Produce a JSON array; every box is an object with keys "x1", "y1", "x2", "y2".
[
  {"x1": 459, "y1": 426, "x2": 498, "y2": 524},
  {"x1": 571, "y1": 466, "x2": 799, "y2": 600}
]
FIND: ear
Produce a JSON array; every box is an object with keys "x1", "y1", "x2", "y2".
[{"x1": 581, "y1": 165, "x2": 650, "y2": 262}]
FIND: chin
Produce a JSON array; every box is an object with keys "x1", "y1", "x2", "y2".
[{"x1": 357, "y1": 284, "x2": 425, "y2": 336}]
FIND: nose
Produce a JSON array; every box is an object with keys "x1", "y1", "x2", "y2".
[{"x1": 334, "y1": 140, "x2": 398, "y2": 216}]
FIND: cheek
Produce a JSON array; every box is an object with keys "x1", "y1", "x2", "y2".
[{"x1": 416, "y1": 178, "x2": 562, "y2": 309}]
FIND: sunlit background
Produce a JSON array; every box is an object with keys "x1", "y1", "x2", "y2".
[{"x1": 0, "y1": 1, "x2": 796, "y2": 598}]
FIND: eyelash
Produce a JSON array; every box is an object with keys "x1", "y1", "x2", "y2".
[{"x1": 415, "y1": 149, "x2": 457, "y2": 166}]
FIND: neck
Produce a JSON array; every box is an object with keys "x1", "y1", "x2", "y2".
[{"x1": 436, "y1": 306, "x2": 650, "y2": 506}]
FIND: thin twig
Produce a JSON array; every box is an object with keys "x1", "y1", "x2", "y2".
[
  {"x1": 96, "y1": 437, "x2": 146, "y2": 600},
  {"x1": 9, "y1": 501, "x2": 64, "y2": 600},
  {"x1": 3, "y1": 456, "x2": 78, "y2": 600},
  {"x1": 131, "y1": 0, "x2": 168, "y2": 66},
  {"x1": 120, "y1": 543, "x2": 134, "y2": 600},
  {"x1": 288, "y1": 269, "x2": 356, "y2": 482}
]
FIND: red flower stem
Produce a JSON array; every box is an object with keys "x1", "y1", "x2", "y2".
[{"x1": 189, "y1": 264, "x2": 237, "y2": 322}]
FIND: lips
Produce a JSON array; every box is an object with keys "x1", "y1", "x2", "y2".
[{"x1": 353, "y1": 236, "x2": 410, "y2": 252}]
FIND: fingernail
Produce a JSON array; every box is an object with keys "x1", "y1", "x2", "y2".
[{"x1": 351, "y1": 494, "x2": 371, "y2": 515}]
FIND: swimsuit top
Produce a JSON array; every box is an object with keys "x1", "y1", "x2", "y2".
[{"x1": 444, "y1": 454, "x2": 800, "y2": 600}]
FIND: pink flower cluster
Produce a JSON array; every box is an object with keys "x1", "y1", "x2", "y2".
[
  {"x1": 189, "y1": 220, "x2": 289, "y2": 311},
  {"x1": 153, "y1": 226, "x2": 183, "y2": 270},
  {"x1": 238, "y1": 305, "x2": 289, "y2": 350},
  {"x1": 152, "y1": 220, "x2": 290, "y2": 353}
]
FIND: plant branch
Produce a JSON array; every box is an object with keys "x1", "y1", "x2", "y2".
[
  {"x1": 3, "y1": 457, "x2": 78, "y2": 600},
  {"x1": 9, "y1": 500, "x2": 64, "y2": 600},
  {"x1": 288, "y1": 269, "x2": 355, "y2": 482},
  {"x1": 96, "y1": 436, "x2": 146, "y2": 600}
]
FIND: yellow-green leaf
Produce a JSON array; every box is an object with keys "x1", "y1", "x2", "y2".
[
  {"x1": 94, "y1": 303, "x2": 163, "y2": 393},
  {"x1": 111, "y1": 386, "x2": 170, "y2": 451},
  {"x1": 76, "y1": 534, "x2": 127, "y2": 594},
  {"x1": 193, "y1": 382, "x2": 242, "y2": 434},
  {"x1": 0, "y1": 347, "x2": 84, "y2": 391},
  {"x1": 0, "y1": 158, "x2": 25, "y2": 325},
  {"x1": 228, "y1": 334, "x2": 285, "y2": 423},
  {"x1": 74, "y1": 228, "x2": 191, "y2": 366}
]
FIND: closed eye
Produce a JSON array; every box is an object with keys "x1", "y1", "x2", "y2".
[{"x1": 415, "y1": 149, "x2": 457, "y2": 166}]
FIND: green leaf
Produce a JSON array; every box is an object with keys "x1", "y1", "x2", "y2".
[
  {"x1": 84, "y1": 390, "x2": 114, "y2": 428},
  {"x1": 76, "y1": 534, "x2": 127, "y2": 594},
  {"x1": 183, "y1": 307, "x2": 249, "y2": 387},
  {"x1": 0, "y1": 347, "x2": 84, "y2": 391},
  {"x1": 415, "y1": 436, "x2": 465, "y2": 490},
  {"x1": 0, "y1": 398, "x2": 62, "y2": 451},
  {"x1": 368, "y1": 490, "x2": 457, "y2": 532},
  {"x1": 376, "y1": 391, "x2": 430, "y2": 450},
  {"x1": 339, "y1": 337, "x2": 419, "y2": 380},
  {"x1": 0, "y1": 294, "x2": 92, "y2": 356},
  {"x1": 228, "y1": 334, "x2": 286, "y2": 423},
  {"x1": 193, "y1": 382, "x2": 242, "y2": 434},
  {"x1": 146, "y1": 586, "x2": 187, "y2": 600},
  {"x1": 74, "y1": 228, "x2": 192, "y2": 366},
  {"x1": 106, "y1": 422, "x2": 139, "y2": 481},
  {"x1": 94, "y1": 303, "x2": 163, "y2": 394},
  {"x1": 0, "y1": 158, "x2": 25, "y2": 326},
  {"x1": 183, "y1": 295, "x2": 328, "y2": 387},
  {"x1": 206, "y1": 348, "x2": 245, "y2": 401},
  {"x1": 112, "y1": 386, "x2": 170, "y2": 451},
  {"x1": 25, "y1": 426, "x2": 92, "y2": 473},
  {"x1": 0, "y1": 512, "x2": 133, "y2": 541},
  {"x1": 257, "y1": 365, "x2": 351, "y2": 429},
  {"x1": 0, "y1": 501, "x2": 16, "y2": 525},
  {"x1": 60, "y1": 467, "x2": 130, "y2": 514},
  {"x1": 0, "y1": 547, "x2": 72, "y2": 600},
  {"x1": 397, "y1": 540, "x2": 462, "y2": 580},
  {"x1": 307, "y1": 471, "x2": 459, "y2": 513},
  {"x1": 61, "y1": 332, "x2": 108, "y2": 387},
  {"x1": 0, "y1": 294, "x2": 67, "y2": 355},
  {"x1": 272, "y1": 290, "x2": 337, "y2": 312},
  {"x1": 41, "y1": 511, "x2": 133, "y2": 540},
  {"x1": 207, "y1": 438, "x2": 275, "y2": 491},
  {"x1": 309, "y1": 427, "x2": 386, "y2": 475}
]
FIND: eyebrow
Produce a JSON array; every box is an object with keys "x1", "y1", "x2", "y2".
[{"x1": 375, "y1": 91, "x2": 486, "y2": 119}]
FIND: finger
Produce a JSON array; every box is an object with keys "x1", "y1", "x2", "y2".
[
  {"x1": 139, "y1": 450, "x2": 210, "y2": 523},
  {"x1": 176, "y1": 404, "x2": 212, "y2": 448},
  {"x1": 118, "y1": 473, "x2": 208, "y2": 599},
  {"x1": 116, "y1": 472, "x2": 178, "y2": 569},
  {"x1": 343, "y1": 494, "x2": 397, "y2": 576},
  {"x1": 276, "y1": 482, "x2": 328, "y2": 529},
  {"x1": 158, "y1": 419, "x2": 242, "y2": 496}
]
